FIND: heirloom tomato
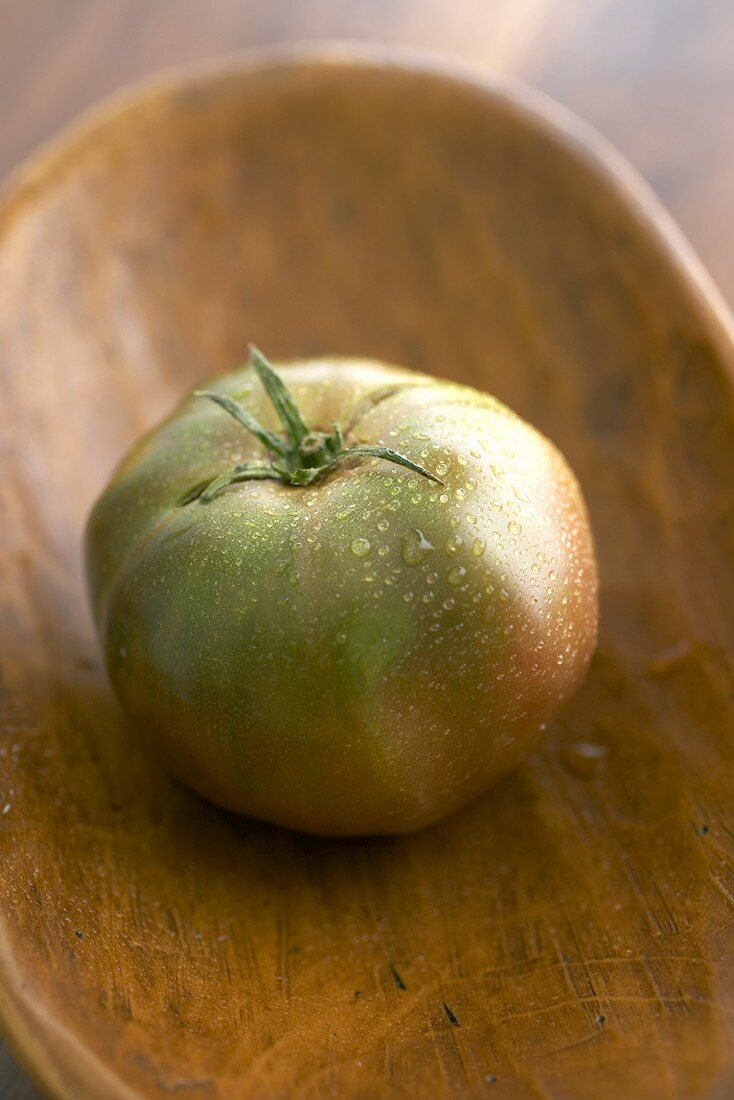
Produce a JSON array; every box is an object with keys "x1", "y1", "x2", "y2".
[{"x1": 86, "y1": 348, "x2": 597, "y2": 835}]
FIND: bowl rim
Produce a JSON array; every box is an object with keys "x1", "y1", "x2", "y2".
[
  {"x1": 1, "y1": 40, "x2": 734, "y2": 364},
  {"x1": 1, "y1": 39, "x2": 734, "y2": 1100}
]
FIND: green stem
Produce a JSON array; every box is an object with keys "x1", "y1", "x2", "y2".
[
  {"x1": 249, "y1": 344, "x2": 310, "y2": 448},
  {"x1": 193, "y1": 390, "x2": 287, "y2": 457},
  {"x1": 340, "y1": 445, "x2": 443, "y2": 483},
  {"x1": 199, "y1": 462, "x2": 283, "y2": 501},
  {"x1": 187, "y1": 347, "x2": 443, "y2": 502}
]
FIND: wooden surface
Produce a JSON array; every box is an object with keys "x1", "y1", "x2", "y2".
[
  {"x1": 3, "y1": 1, "x2": 734, "y2": 311},
  {"x1": 0, "y1": 6, "x2": 733, "y2": 1100}
]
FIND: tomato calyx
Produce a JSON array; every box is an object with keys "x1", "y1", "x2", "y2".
[{"x1": 184, "y1": 346, "x2": 443, "y2": 502}]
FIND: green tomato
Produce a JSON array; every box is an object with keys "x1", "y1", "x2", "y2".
[{"x1": 86, "y1": 349, "x2": 597, "y2": 836}]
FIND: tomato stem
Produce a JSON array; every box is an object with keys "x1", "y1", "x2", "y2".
[{"x1": 185, "y1": 346, "x2": 443, "y2": 502}]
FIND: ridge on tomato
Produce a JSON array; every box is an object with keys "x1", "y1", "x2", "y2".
[{"x1": 86, "y1": 347, "x2": 598, "y2": 836}]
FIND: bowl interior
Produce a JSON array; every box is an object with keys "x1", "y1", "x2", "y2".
[{"x1": 1, "y1": 53, "x2": 734, "y2": 1099}]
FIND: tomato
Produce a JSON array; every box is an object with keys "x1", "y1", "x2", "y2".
[{"x1": 86, "y1": 348, "x2": 597, "y2": 836}]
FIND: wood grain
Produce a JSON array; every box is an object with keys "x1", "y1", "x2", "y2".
[
  {"x1": 2, "y1": 50, "x2": 734, "y2": 1098},
  {"x1": 2, "y1": 1, "x2": 734, "y2": 310}
]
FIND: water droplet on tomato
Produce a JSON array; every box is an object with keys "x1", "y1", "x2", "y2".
[
  {"x1": 401, "y1": 529, "x2": 434, "y2": 566},
  {"x1": 351, "y1": 538, "x2": 371, "y2": 558}
]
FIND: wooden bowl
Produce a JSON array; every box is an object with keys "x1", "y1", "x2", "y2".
[{"x1": 1, "y1": 46, "x2": 733, "y2": 1100}]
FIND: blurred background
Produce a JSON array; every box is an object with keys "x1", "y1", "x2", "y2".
[
  {"x1": 3, "y1": 0, "x2": 734, "y2": 307},
  {"x1": 0, "y1": 1, "x2": 732, "y2": 1095}
]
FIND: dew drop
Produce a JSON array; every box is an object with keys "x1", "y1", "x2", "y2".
[
  {"x1": 560, "y1": 741, "x2": 608, "y2": 779},
  {"x1": 472, "y1": 538, "x2": 486, "y2": 558},
  {"x1": 465, "y1": 513, "x2": 477, "y2": 525},
  {"x1": 426, "y1": 571, "x2": 438, "y2": 585},
  {"x1": 508, "y1": 520, "x2": 522, "y2": 536},
  {"x1": 435, "y1": 461, "x2": 449, "y2": 478},
  {"x1": 445, "y1": 535, "x2": 463, "y2": 555},
  {"x1": 448, "y1": 566, "x2": 466, "y2": 586},
  {"x1": 401, "y1": 529, "x2": 434, "y2": 566},
  {"x1": 645, "y1": 639, "x2": 694, "y2": 679},
  {"x1": 377, "y1": 519, "x2": 389, "y2": 532},
  {"x1": 443, "y1": 597, "x2": 456, "y2": 610},
  {"x1": 351, "y1": 538, "x2": 371, "y2": 558}
]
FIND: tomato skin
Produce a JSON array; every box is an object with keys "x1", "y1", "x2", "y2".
[{"x1": 86, "y1": 359, "x2": 598, "y2": 836}]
